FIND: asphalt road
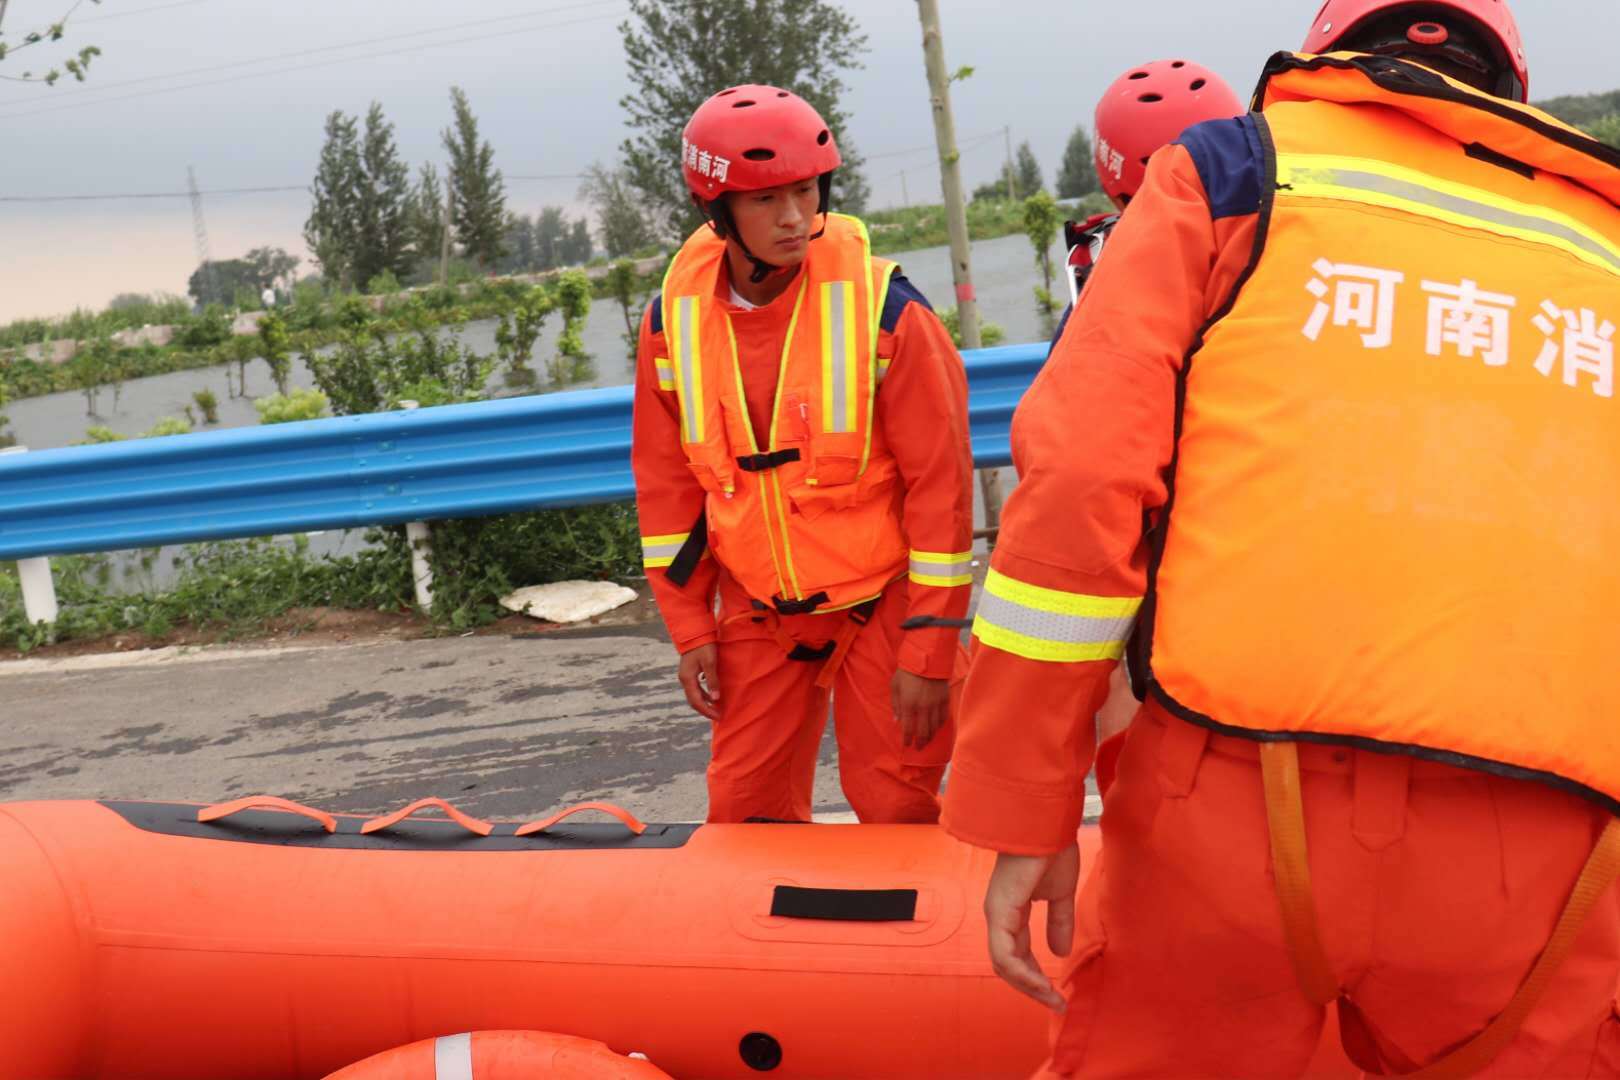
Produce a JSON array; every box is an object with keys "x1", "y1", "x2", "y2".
[
  {"x1": 1, "y1": 624, "x2": 858, "y2": 822},
  {"x1": 0, "y1": 615, "x2": 1100, "y2": 825}
]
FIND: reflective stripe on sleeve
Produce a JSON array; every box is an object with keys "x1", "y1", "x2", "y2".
[
  {"x1": 641, "y1": 532, "x2": 689, "y2": 570},
  {"x1": 909, "y1": 549, "x2": 973, "y2": 588},
  {"x1": 971, "y1": 568, "x2": 1142, "y2": 662},
  {"x1": 654, "y1": 357, "x2": 675, "y2": 392}
]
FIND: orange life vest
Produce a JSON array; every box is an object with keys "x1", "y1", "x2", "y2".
[
  {"x1": 1142, "y1": 53, "x2": 1620, "y2": 813},
  {"x1": 660, "y1": 213, "x2": 904, "y2": 613}
]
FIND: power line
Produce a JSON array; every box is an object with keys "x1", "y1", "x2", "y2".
[
  {"x1": 0, "y1": 1, "x2": 626, "y2": 116},
  {"x1": 76, "y1": 0, "x2": 213, "y2": 24},
  {"x1": 865, "y1": 128, "x2": 1001, "y2": 162}
]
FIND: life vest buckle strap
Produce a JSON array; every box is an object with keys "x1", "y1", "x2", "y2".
[
  {"x1": 736, "y1": 448, "x2": 802, "y2": 473},
  {"x1": 773, "y1": 592, "x2": 830, "y2": 616}
]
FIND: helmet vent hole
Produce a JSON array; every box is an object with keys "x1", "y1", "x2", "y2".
[
  {"x1": 1128, "y1": 71, "x2": 1149, "y2": 80},
  {"x1": 717, "y1": 89, "x2": 737, "y2": 97},
  {"x1": 1190, "y1": 78, "x2": 1207, "y2": 90},
  {"x1": 816, "y1": 130, "x2": 831, "y2": 146},
  {"x1": 1139, "y1": 93, "x2": 1164, "y2": 103},
  {"x1": 777, "y1": 91, "x2": 790, "y2": 97},
  {"x1": 743, "y1": 148, "x2": 776, "y2": 161},
  {"x1": 733, "y1": 100, "x2": 758, "y2": 109},
  {"x1": 1172, "y1": 60, "x2": 1186, "y2": 68}
]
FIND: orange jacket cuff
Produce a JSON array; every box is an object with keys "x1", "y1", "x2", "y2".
[
  {"x1": 673, "y1": 629, "x2": 718, "y2": 655},
  {"x1": 897, "y1": 629, "x2": 959, "y2": 680},
  {"x1": 942, "y1": 762, "x2": 1085, "y2": 857}
]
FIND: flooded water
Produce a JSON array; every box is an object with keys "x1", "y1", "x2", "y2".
[
  {"x1": 2, "y1": 233, "x2": 1051, "y2": 591},
  {"x1": 2, "y1": 232, "x2": 1057, "y2": 451}
]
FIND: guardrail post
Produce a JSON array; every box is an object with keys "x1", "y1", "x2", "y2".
[
  {"x1": 1, "y1": 447, "x2": 59, "y2": 629},
  {"x1": 396, "y1": 402, "x2": 435, "y2": 613}
]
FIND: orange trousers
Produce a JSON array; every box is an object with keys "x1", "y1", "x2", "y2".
[
  {"x1": 1036, "y1": 700, "x2": 1620, "y2": 1078},
  {"x1": 706, "y1": 576, "x2": 958, "y2": 824}
]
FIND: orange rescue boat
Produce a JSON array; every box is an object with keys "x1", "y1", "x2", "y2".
[{"x1": 0, "y1": 796, "x2": 1361, "y2": 1078}]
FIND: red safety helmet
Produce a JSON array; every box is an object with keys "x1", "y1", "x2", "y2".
[
  {"x1": 681, "y1": 84, "x2": 842, "y2": 201},
  {"x1": 1093, "y1": 60, "x2": 1245, "y2": 208},
  {"x1": 1304, "y1": 0, "x2": 1528, "y2": 102}
]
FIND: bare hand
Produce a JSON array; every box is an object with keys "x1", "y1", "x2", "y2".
[
  {"x1": 984, "y1": 844, "x2": 1080, "y2": 1013},
  {"x1": 678, "y1": 644, "x2": 721, "y2": 721},
  {"x1": 891, "y1": 669, "x2": 950, "y2": 749}
]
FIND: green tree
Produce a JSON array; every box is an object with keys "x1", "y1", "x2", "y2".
[
  {"x1": 1015, "y1": 141, "x2": 1045, "y2": 198},
  {"x1": 255, "y1": 388, "x2": 329, "y2": 425},
  {"x1": 618, "y1": 0, "x2": 871, "y2": 239},
  {"x1": 188, "y1": 258, "x2": 260, "y2": 308},
  {"x1": 565, "y1": 219, "x2": 593, "y2": 265},
  {"x1": 442, "y1": 86, "x2": 507, "y2": 269},
  {"x1": 494, "y1": 286, "x2": 555, "y2": 382},
  {"x1": 257, "y1": 312, "x2": 293, "y2": 396},
  {"x1": 0, "y1": 0, "x2": 102, "y2": 86},
  {"x1": 605, "y1": 258, "x2": 654, "y2": 360},
  {"x1": 408, "y1": 162, "x2": 447, "y2": 272},
  {"x1": 245, "y1": 247, "x2": 300, "y2": 295},
  {"x1": 499, "y1": 212, "x2": 539, "y2": 275},
  {"x1": 972, "y1": 176, "x2": 1011, "y2": 204},
  {"x1": 1056, "y1": 125, "x2": 1100, "y2": 200},
  {"x1": 581, "y1": 162, "x2": 655, "y2": 258},
  {"x1": 353, "y1": 103, "x2": 415, "y2": 289},
  {"x1": 1585, "y1": 114, "x2": 1620, "y2": 149},
  {"x1": 535, "y1": 207, "x2": 567, "y2": 270},
  {"x1": 1022, "y1": 191, "x2": 1063, "y2": 335},
  {"x1": 304, "y1": 110, "x2": 363, "y2": 288}
]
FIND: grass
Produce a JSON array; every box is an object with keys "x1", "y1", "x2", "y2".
[
  {"x1": 0, "y1": 504, "x2": 644, "y2": 654},
  {"x1": 866, "y1": 194, "x2": 1112, "y2": 257},
  {"x1": 0, "y1": 269, "x2": 666, "y2": 406}
]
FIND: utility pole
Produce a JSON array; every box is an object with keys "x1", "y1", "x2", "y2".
[
  {"x1": 438, "y1": 181, "x2": 454, "y2": 287},
  {"x1": 0, "y1": 1, "x2": 12, "y2": 33},
  {"x1": 1004, "y1": 126, "x2": 1020, "y2": 202},
  {"x1": 899, "y1": 170, "x2": 910, "y2": 208},
  {"x1": 916, "y1": 0, "x2": 1003, "y2": 531},
  {"x1": 187, "y1": 166, "x2": 220, "y2": 309}
]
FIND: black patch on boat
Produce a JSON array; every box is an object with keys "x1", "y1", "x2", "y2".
[{"x1": 770, "y1": 885, "x2": 918, "y2": 922}]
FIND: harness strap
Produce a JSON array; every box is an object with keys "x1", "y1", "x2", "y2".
[
  {"x1": 1260, "y1": 741, "x2": 1620, "y2": 1078},
  {"x1": 665, "y1": 511, "x2": 709, "y2": 589},
  {"x1": 722, "y1": 597, "x2": 881, "y2": 689},
  {"x1": 736, "y1": 448, "x2": 802, "y2": 473}
]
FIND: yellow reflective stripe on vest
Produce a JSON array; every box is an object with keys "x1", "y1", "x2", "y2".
[
  {"x1": 641, "y1": 532, "x2": 689, "y2": 570},
  {"x1": 671, "y1": 295, "x2": 705, "y2": 443},
  {"x1": 972, "y1": 568, "x2": 1142, "y2": 662},
  {"x1": 654, "y1": 357, "x2": 675, "y2": 392},
  {"x1": 1276, "y1": 153, "x2": 1620, "y2": 279},
  {"x1": 821, "y1": 280, "x2": 858, "y2": 434},
  {"x1": 910, "y1": 550, "x2": 974, "y2": 588}
]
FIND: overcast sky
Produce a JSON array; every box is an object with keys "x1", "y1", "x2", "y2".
[{"x1": 2, "y1": 0, "x2": 1617, "y2": 322}]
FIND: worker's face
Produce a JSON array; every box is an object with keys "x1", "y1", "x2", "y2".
[{"x1": 726, "y1": 178, "x2": 823, "y2": 268}]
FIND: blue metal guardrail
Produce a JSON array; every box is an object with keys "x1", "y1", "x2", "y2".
[{"x1": 0, "y1": 343, "x2": 1048, "y2": 561}]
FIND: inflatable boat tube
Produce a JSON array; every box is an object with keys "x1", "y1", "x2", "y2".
[
  {"x1": 0, "y1": 797, "x2": 1076, "y2": 1079},
  {"x1": 324, "y1": 1029, "x2": 673, "y2": 1079}
]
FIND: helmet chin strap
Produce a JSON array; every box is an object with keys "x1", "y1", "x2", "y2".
[{"x1": 698, "y1": 174, "x2": 836, "y2": 286}]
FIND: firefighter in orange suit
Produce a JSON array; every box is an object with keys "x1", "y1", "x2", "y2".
[
  {"x1": 632, "y1": 86, "x2": 974, "y2": 825},
  {"x1": 943, "y1": 2, "x2": 1620, "y2": 1075}
]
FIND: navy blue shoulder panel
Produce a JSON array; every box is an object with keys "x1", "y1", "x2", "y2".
[
  {"x1": 648, "y1": 294, "x2": 664, "y2": 336},
  {"x1": 880, "y1": 273, "x2": 933, "y2": 334},
  {"x1": 1174, "y1": 115, "x2": 1265, "y2": 221}
]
